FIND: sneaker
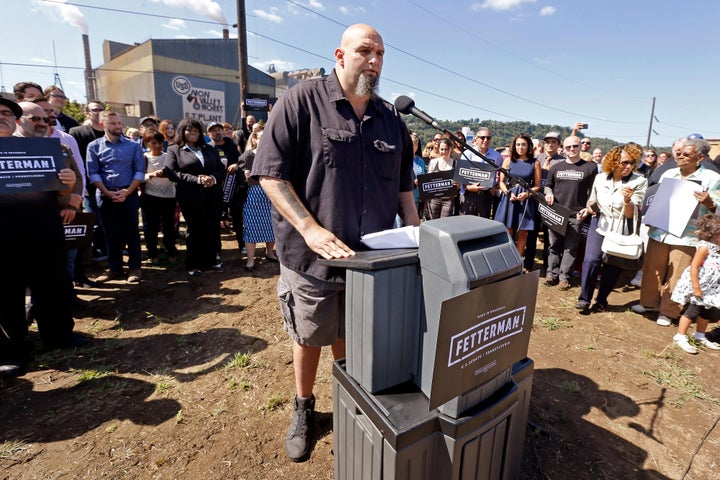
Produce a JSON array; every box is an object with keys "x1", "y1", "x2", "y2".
[
  {"x1": 127, "y1": 270, "x2": 142, "y2": 283},
  {"x1": 188, "y1": 269, "x2": 202, "y2": 277},
  {"x1": 558, "y1": 280, "x2": 570, "y2": 291},
  {"x1": 95, "y1": 270, "x2": 123, "y2": 283},
  {"x1": 575, "y1": 300, "x2": 590, "y2": 310},
  {"x1": 694, "y1": 334, "x2": 720, "y2": 350},
  {"x1": 210, "y1": 262, "x2": 224, "y2": 270},
  {"x1": 286, "y1": 395, "x2": 315, "y2": 462},
  {"x1": 705, "y1": 327, "x2": 720, "y2": 343},
  {"x1": 590, "y1": 303, "x2": 607, "y2": 313},
  {"x1": 544, "y1": 276, "x2": 558, "y2": 286},
  {"x1": 631, "y1": 304, "x2": 658, "y2": 314},
  {"x1": 674, "y1": 334, "x2": 698, "y2": 354},
  {"x1": 656, "y1": 315, "x2": 672, "y2": 327},
  {"x1": 630, "y1": 271, "x2": 643, "y2": 287}
]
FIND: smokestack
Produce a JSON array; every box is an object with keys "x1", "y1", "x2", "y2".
[
  {"x1": 223, "y1": 28, "x2": 229, "y2": 39},
  {"x1": 82, "y1": 34, "x2": 96, "y2": 100}
]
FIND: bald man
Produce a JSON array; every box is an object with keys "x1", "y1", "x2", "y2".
[{"x1": 253, "y1": 24, "x2": 419, "y2": 462}]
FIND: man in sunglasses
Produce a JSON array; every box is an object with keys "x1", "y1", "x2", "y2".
[
  {"x1": 459, "y1": 127, "x2": 502, "y2": 218},
  {"x1": 544, "y1": 135, "x2": 598, "y2": 290},
  {"x1": 0, "y1": 99, "x2": 85, "y2": 377}
]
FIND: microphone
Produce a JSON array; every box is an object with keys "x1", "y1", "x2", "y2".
[{"x1": 394, "y1": 95, "x2": 440, "y2": 128}]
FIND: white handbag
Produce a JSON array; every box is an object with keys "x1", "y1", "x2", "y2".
[{"x1": 601, "y1": 204, "x2": 643, "y2": 260}]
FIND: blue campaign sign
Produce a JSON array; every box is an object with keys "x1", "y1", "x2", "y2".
[{"x1": 0, "y1": 137, "x2": 64, "y2": 194}]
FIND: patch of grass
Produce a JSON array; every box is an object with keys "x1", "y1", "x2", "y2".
[
  {"x1": 175, "y1": 409, "x2": 184, "y2": 424},
  {"x1": 75, "y1": 367, "x2": 112, "y2": 383},
  {"x1": 261, "y1": 394, "x2": 285, "y2": 411},
  {"x1": 228, "y1": 377, "x2": 239, "y2": 389},
  {"x1": 225, "y1": 352, "x2": 251, "y2": 369},
  {"x1": 643, "y1": 349, "x2": 655, "y2": 359},
  {"x1": 586, "y1": 345, "x2": 596, "y2": 350},
  {"x1": 105, "y1": 424, "x2": 118, "y2": 433},
  {"x1": 644, "y1": 359, "x2": 720, "y2": 407},
  {"x1": 539, "y1": 317, "x2": 568, "y2": 331},
  {"x1": 560, "y1": 380, "x2": 580, "y2": 394},
  {"x1": 0, "y1": 440, "x2": 28, "y2": 460}
]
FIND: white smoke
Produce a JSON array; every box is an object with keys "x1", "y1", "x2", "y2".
[
  {"x1": 35, "y1": 0, "x2": 88, "y2": 34},
  {"x1": 154, "y1": 0, "x2": 229, "y2": 26}
]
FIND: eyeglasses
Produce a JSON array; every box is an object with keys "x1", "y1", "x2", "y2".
[
  {"x1": 88, "y1": 108, "x2": 104, "y2": 113},
  {"x1": 646, "y1": 154, "x2": 657, "y2": 157},
  {"x1": 478, "y1": 136, "x2": 492, "y2": 140},
  {"x1": 564, "y1": 144, "x2": 580, "y2": 149},
  {"x1": 49, "y1": 94, "x2": 67, "y2": 100},
  {"x1": 619, "y1": 160, "x2": 634, "y2": 166},
  {"x1": 23, "y1": 115, "x2": 49, "y2": 123},
  {"x1": 581, "y1": 141, "x2": 591, "y2": 145}
]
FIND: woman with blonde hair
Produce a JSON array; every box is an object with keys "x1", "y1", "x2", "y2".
[{"x1": 575, "y1": 143, "x2": 647, "y2": 312}]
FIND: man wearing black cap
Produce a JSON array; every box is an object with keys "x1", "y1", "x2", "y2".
[{"x1": 0, "y1": 98, "x2": 84, "y2": 377}]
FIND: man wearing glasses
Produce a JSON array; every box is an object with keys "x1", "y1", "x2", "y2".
[
  {"x1": 544, "y1": 135, "x2": 598, "y2": 290},
  {"x1": 459, "y1": 127, "x2": 502, "y2": 218},
  {"x1": 579, "y1": 139, "x2": 593, "y2": 161}
]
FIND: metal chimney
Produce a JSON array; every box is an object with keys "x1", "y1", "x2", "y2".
[
  {"x1": 222, "y1": 28, "x2": 229, "y2": 39},
  {"x1": 82, "y1": 34, "x2": 96, "y2": 100}
]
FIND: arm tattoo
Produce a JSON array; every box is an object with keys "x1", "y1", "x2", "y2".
[{"x1": 277, "y1": 182, "x2": 309, "y2": 220}]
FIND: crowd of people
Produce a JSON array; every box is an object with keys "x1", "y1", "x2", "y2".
[
  {"x1": 0, "y1": 81, "x2": 270, "y2": 378},
  {"x1": 2, "y1": 27, "x2": 720, "y2": 467}
]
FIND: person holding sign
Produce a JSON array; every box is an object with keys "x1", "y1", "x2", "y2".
[
  {"x1": 0, "y1": 98, "x2": 84, "y2": 378},
  {"x1": 632, "y1": 137, "x2": 720, "y2": 327},
  {"x1": 459, "y1": 128, "x2": 503, "y2": 219},
  {"x1": 544, "y1": 135, "x2": 598, "y2": 290},
  {"x1": 427, "y1": 138, "x2": 457, "y2": 218}
]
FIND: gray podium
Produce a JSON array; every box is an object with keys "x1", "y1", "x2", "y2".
[{"x1": 328, "y1": 216, "x2": 538, "y2": 480}]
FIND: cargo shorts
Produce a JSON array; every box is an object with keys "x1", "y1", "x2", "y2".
[{"x1": 277, "y1": 264, "x2": 345, "y2": 347}]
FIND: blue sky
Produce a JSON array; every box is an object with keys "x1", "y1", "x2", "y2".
[{"x1": 5, "y1": 0, "x2": 719, "y2": 145}]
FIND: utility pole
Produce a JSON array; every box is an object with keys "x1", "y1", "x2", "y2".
[
  {"x1": 645, "y1": 97, "x2": 656, "y2": 149},
  {"x1": 236, "y1": 0, "x2": 249, "y2": 127}
]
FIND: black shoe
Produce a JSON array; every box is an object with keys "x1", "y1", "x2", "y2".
[
  {"x1": 590, "y1": 303, "x2": 607, "y2": 313},
  {"x1": 706, "y1": 327, "x2": 720, "y2": 343},
  {"x1": 286, "y1": 395, "x2": 314, "y2": 462},
  {"x1": 0, "y1": 360, "x2": 26, "y2": 378},
  {"x1": 75, "y1": 276, "x2": 100, "y2": 288}
]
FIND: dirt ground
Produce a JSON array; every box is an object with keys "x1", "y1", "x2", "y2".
[{"x1": 2, "y1": 231, "x2": 720, "y2": 480}]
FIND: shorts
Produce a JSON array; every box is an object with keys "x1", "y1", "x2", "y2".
[
  {"x1": 277, "y1": 264, "x2": 345, "y2": 347},
  {"x1": 682, "y1": 303, "x2": 720, "y2": 322}
]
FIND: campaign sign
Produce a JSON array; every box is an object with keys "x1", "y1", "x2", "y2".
[
  {"x1": 0, "y1": 137, "x2": 64, "y2": 194},
  {"x1": 64, "y1": 212, "x2": 96, "y2": 249},
  {"x1": 536, "y1": 196, "x2": 571, "y2": 236},
  {"x1": 640, "y1": 183, "x2": 658, "y2": 216},
  {"x1": 245, "y1": 93, "x2": 269, "y2": 112},
  {"x1": 417, "y1": 170, "x2": 458, "y2": 201},
  {"x1": 222, "y1": 172, "x2": 237, "y2": 204},
  {"x1": 453, "y1": 157, "x2": 496, "y2": 189},
  {"x1": 429, "y1": 271, "x2": 539, "y2": 410}
]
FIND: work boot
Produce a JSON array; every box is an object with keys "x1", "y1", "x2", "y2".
[{"x1": 286, "y1": 394, "x2": 315, "y2": 462}]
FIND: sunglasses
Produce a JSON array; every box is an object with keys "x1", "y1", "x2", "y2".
[
  {"x1": 88, "y1": 108, "x2": 105, "y2": 113},
  {"x1": 581, "y1": 141, "x2": 591, "y2": 145},
  {"x1": 23, "y1": 115, "x2": 49, "y2": 123},
  {"x1": 564, "y1": 144, "x2": 580, "y2": 149},
  {"x1": 477, "y1": 136, "x2": 492, "y2": 140},
  {"x1": 619, "y1": 160, "x2": 634, "y2": 166}
]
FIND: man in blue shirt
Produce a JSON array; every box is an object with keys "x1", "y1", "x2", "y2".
[{"x1": 87, "y1": 111, "x2": 145, "y2": 283}]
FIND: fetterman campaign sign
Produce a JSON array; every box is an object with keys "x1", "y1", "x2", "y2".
[
  {"x1": 429, "y1": 271, "x2": 539, "y2": 410},
  {"x1": 0, "y1": 137, "x2": 64, "y2": 194}
]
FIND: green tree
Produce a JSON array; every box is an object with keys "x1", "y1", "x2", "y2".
[{"x1": 63, "y1": 99, "x2": 86, "y2": 124}]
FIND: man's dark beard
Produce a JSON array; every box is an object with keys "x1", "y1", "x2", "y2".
[{"x1": 354, "y1": 72, "x2": 379, "y2": 97}]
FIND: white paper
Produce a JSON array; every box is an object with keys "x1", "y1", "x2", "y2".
[
  {"x1": 360, "y1": 226, "x2": 419, "y2": 249},
  {"x1": 643, "y1": 178, "x2": 702, "y2": 237}
]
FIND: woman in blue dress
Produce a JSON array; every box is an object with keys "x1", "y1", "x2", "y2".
[{"x1": 495, "y1": 133, "x2": 541, "y2": 260}]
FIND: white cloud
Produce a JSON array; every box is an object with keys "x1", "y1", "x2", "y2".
[
  {"x1": 251, "y1": 59, "x2": 296, "y2": 72},
  {"x1": 254, "y1": 8, "x2": 284, "y2": 23},
  {"x1": 308, "y1": 0, "x2": 324, "y2": 10},
  {"x1": 339, "y1": 5, "x2": 366, "y2": 15},
  {"x1": 153, "y1": 0, "x2": 228, "y2": 26},
  {"x1": 175, "y1": 34, "x2": 196, "y2": 39},
  {"x1": 162, "y1": 19, "x2": 187, "y2": 31},
  {"x1": 539, "y1": 6, "x2": 556, "y2": 16},
  {"x1": 471, "y1": 0, "x2": 536, "y2": 11}
]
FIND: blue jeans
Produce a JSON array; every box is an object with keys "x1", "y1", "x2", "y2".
[
  {"x1": 98, "y1": 190, "x2": 142, "y2": 271},
  {"x1": 578, "y1": 216, "x2": 624, "y2": 305}
]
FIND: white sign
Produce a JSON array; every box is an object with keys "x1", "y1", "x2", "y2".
[{"x1": 171, "y1": 76, "x2": 226, "y2": 124}]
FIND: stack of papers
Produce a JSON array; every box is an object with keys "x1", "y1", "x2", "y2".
[{"x1": 360, "y1": 226, "x2": 419, "y2": 249}]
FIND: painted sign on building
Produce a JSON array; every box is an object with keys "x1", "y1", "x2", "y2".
[{"x1": 172, "y1": 76, "x2": 225, "y2": 123}]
